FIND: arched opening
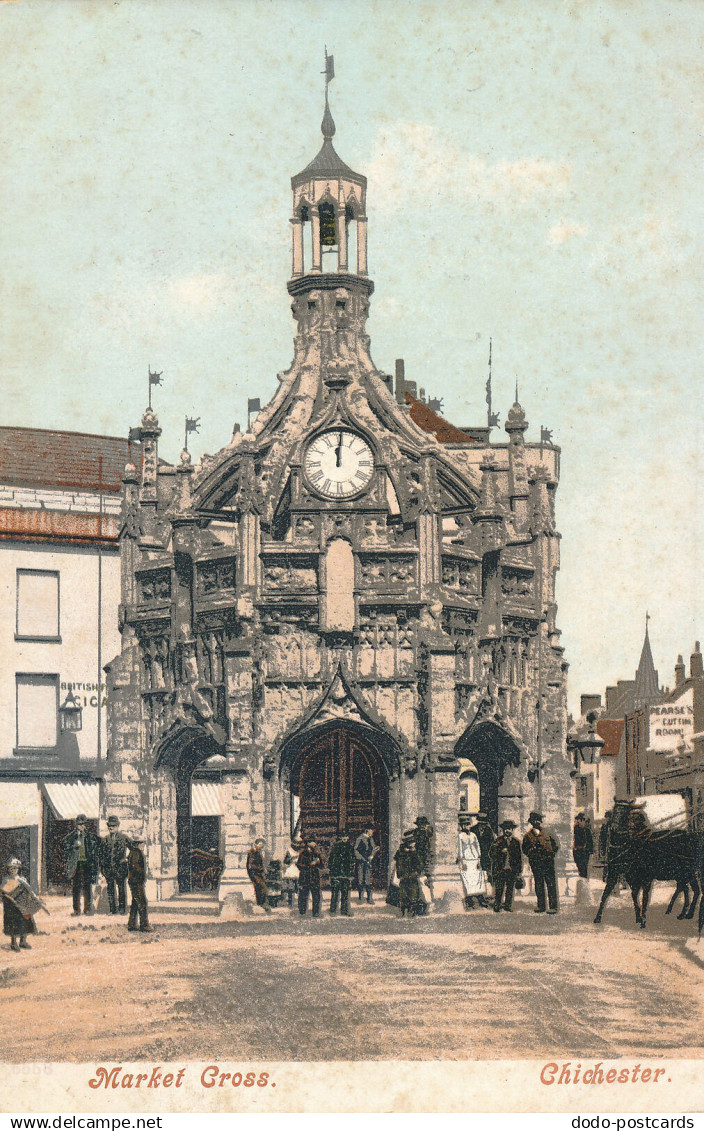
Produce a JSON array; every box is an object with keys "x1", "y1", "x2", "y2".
[
  {"x1": 288, "y1": 724, "x2": 389, "y2": 887},
  {"x1": 155, "y1": 729, "x2": 225, "y2": 894},
  {"x1": 455, "y1": 721, "x2": 522, "y2": 832},
  {"x1": 319, "y1": 201, "x2": 338, "y2": 273},
  {"x1": 457, "y1": 758, "x2": 480, "y2": 814}
]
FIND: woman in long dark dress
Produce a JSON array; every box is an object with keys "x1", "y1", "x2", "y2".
[{"x1": 2, "y1": 858, "x2": 38, "y2": 952}]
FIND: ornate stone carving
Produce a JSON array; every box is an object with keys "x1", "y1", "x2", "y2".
[
  {"x1": 358, "y1": 555, "x2": 416, "y2": 589},
  {"x1": 138, "y1": 570, "x2": 171, "y2": 603},
  {"x1": 501, "y1": 568, "x2": 534, "y2": 599},
  {"x1": 442, "y1": 556, "x2": 480, "y2": 594},
  {"x1": 197, "y1": 559, "x2": 236, "y2": 595}
]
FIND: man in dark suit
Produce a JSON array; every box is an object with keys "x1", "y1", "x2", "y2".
[
  {"x1": 573, "y1": 812, "x2": 594, "y2": 878},
  {"x1": 99, "y1": 815, "x2": 130, "y2": 915},
  {"x1": 490, "y1": 819, "x2": 523, "y2": 912},
  {"x1": 246, "y1": 838, "x2": 271, "y2": 913},
  {"x1": 63, "y1": 813, "x2": 100, "y2": 916},
  {"x1": 297, "y1": 837, "x2": 323, "y2": 917},
  {"x1": 127, "y1": 835, "x2": 154, "y2": 933},
  {"x1": 329, "y1": 830, "x2": 355, "y2": 917},
  {"x1": 522, "y1": 811, "x2": 560, "y2": 914}
]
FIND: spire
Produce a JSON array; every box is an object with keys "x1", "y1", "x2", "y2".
[
  {"x1": 634, "y1": 614, "x2": 660, "y2": 706},
  {"x1": 292, "y1": 54, "x2": 365, "y2": 187}
]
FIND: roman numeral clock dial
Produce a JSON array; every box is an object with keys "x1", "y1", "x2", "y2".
[{"x1": 303, "y1": 430, "x2": 374, "y2": 499}]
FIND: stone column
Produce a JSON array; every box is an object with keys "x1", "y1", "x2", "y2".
[
  {"x1": 291, "y1": 217, "x2": 304, "y2": 276},
  {"x1": 357, "y1": 216, "x2": 368, "y2": 275},
  {"x1": 218, "y1": 768, "x2": 254, "y2": 906},
  {"x1": 337, "y1": 208, "x2": 348, "y2": 272},
  {"x1": 311, "y1": 210, "x2": 322, "y2": 272}
]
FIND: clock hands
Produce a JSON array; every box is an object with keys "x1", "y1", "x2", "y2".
[{"x1": 335, "y1": 431, "x2": 343, "y2": 468}]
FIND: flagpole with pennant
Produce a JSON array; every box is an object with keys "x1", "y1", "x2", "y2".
[
  {"x1": 485, "y1": 339, "x2": 500, "y2": 430},
  {"x1": 184, "y1": 415, "x2": 200, "y2": 453}
]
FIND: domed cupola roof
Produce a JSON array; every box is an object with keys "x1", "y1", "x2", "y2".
[{"x1": 292, "y1": 62, "x2": 366, "y2": 189}]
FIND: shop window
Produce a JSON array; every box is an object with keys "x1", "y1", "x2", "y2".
[
  {"x1": 16, "y1": 570, "x2": 60, "y2": 641},
  {"x1": 16, "y1": 674, "x2": 59, "y2": 750}
]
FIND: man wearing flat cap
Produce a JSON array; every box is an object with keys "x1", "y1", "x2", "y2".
[
  {"x1": 522, "y1": 811, "x2": 560, "y2": 914},
  {"x1": 63, "y1": 813, "x2": 100, "y2": 916},
  {"x1": 127, "y1": 835, "x2": 154, "y2": 933},
  {"x1": 328, "y1": 829, "x2": 355, "y2": 917},
  {"x1": 572, "y1": 812, "x2": 594, "y2": 879},
  {"x1": 490, "y1": 820, "x2": 523, "y2": 912},
  {"x1": 99, "y1": 816, "x2": 131, "y2": 915}
]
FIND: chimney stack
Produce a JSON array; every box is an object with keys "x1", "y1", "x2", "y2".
[
  {"x1": 580, "y1": 694, "x2": 602, "y2": 717},
  {"x1": 691, "y1": 642, "x2": 703, "y2": 679},
  {"x1": 675, "y1": 654, "x2": 686, "y2": 687}
]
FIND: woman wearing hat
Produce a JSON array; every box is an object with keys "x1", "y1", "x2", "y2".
[
  {"x1": 2, "y1": 858, "x2": 40, "y2": 952},
  {"x1": 457, "y1": 815, "x2": 487, "y2": 911},
  {"x1": 394, "y1": 830, "x2": 423, "y2": 918}
]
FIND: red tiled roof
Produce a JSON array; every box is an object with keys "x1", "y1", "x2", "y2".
[
  {"x1": 0, "y1": 427, "x2": 139, "y2": 493},
  {"x1": 404, "y1": 392, "x2": 480, "y2": 444},
  {"x1": 0, "y1": 508, "x2": 120, "y2": 546},
  {"x1": 596, "y1": 718, "x2": 624, "y2": 758}
]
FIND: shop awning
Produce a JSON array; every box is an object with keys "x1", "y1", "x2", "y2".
[
  {"x1": 42, "y1": 781, "x2": 99, "y2": 820},
  {"x1": 0, "y1": 783, "x2": 40, "y2": 829},
  {"x1": 191, "y1": 783, "x2": 223, "y2": 817}
]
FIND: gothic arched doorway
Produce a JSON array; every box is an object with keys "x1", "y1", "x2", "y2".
[
  {"x1": 154, "y1": 727, "x2": 225, "y2": 894},
  {"x1": 289, "y1": 726, "x2": 389, "y2": 887},
  {"x1": 455, "y1": 721, "x2": 522, "y2": 831}
]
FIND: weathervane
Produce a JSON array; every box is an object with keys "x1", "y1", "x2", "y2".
[
  {"x1": 148, "y1": 366, "x2": 163, "y2": 409},
  {"x1": 184, "y1": 415, "x2": 200, "y2": 452},
  {"x1": 322, "y1": 45, "x2": 335, "y2": 88}
]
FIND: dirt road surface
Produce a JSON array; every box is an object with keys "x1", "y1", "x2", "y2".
[{"x1": 3, "y1": 887, "x2": 703, "y2": 1063}]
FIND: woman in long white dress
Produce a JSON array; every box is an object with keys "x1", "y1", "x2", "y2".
[{"x1": 457, "y1": 818, "x2": 487, "y2": 910}]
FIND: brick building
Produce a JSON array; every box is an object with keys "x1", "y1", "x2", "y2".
[
  {"x1": 104, "y1": 77, "x2": 571, "y2": 902},
  {"x1": 0, "y1": 427, "x2": 135, "y2": 890}
]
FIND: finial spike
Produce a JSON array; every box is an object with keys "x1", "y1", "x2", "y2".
[
  {"x1": 321, "y1": 49, "x2": 336, "y2": 139},
  {"x1": 515, "y1": 378, "x2": 519, "y2": 404}
]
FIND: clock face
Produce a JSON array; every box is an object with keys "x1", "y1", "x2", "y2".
[{"x1": 304, "y1": 430, "x2": 374, "y2": 499}]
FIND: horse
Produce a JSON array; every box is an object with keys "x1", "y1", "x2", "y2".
[{"x1": 594, "y1": 800, "x2": 700, "y2": 929}]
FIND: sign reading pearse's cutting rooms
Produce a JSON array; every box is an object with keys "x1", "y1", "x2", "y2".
[{"x1": 649, "y1": 687, "x2": 694, "y2": 751}]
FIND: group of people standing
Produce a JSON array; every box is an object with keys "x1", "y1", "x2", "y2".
[
  {"x1": 246, "y1": 810, "x2": 566, "y2": 919},
  {"x1": 246, "y1": 826, "x2": 381, "y2": 917},
  {"x1": 1, "y1": 813, "x2": 154, "y2": 953},
  {"x1": 62, "y1": 814, "x2": 153, "y2": 932},
  {"x1": 458, "y1": 810, "x2": 561, "y2": 914}
]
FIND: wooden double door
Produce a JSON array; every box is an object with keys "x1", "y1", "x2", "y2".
[{"x1": 293, "y1": 727, "x2": 389, "y2": 888}]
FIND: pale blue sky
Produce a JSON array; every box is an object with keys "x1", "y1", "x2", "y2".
[{"x1": 1, "y1": 0, "x2": 702, "y2": 711}]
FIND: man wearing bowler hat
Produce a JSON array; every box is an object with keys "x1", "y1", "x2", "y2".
[
  {"x1": 522, "y1": 811, "x2": 560, "y2": 914},
  {"x1": 100, "y1": 816, "x2": 131, "y2": 915},
  {"x1": 63, "y1": 813, "x2": 100, "y2": 916},
  {"x1": 490, "y1": 820, "x2": 523, "y2": 912}
]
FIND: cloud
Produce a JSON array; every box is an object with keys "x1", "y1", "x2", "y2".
[
  {"x1": 589, "y1": 213, "x2": 693, "y2": 285},
  {"x1": 365, "y1": 122, "x2": 572, "y2": 212},
  {"x1": 549, "y1": 219, "x2": 588, "y2": 244}
]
